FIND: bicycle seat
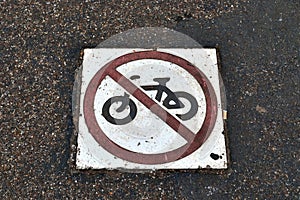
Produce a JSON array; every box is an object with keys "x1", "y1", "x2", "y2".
[{"x1": 153, "y1": 77, "x2": 170, "y2": 85}]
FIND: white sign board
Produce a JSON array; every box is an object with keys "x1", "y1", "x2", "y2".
[{"x1": 76, "y1": 48, "x2": 227, "y2": 169}]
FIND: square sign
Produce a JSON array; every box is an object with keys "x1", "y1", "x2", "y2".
[{"x1": 76, "y1": 48, "x2": 227, "y2": 170}]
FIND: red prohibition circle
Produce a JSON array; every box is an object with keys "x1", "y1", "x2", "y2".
[{"x1": 84, "y1": 50, "x2": 218, "y2": 165}]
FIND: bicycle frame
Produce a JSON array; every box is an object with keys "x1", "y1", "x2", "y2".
[{"x1": 141, "y1": 77, "x2": 184, "y2": 109}]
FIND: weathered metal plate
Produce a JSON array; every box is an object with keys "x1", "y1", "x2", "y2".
[{"x1": 76, "y1": 48, "x2": 227, "y2": 170}]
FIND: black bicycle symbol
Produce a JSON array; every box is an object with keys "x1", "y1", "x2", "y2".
[{"x1": 102, "y1": 77, "x2": 198, "y2": 125}]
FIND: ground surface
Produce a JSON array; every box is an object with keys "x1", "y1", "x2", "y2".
[{"x1": 1, "y1": 0, "x2": 299, "y2": 199}]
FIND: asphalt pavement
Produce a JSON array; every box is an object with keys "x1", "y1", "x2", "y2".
[{"x1": 1, "y1": 0, "x2": 299, "y2": 199}]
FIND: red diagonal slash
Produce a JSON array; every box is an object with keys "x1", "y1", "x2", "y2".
[{"x1": 108, "y1": 69, "x2": 196, "y2": 143}]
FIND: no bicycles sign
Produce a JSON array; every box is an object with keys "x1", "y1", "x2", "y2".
[{"x1": 76, "y1": 48, "x2": 227, "y2": 169}]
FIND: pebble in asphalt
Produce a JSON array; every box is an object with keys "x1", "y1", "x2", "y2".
[{"x1": 1, "y1": 0, "x2": 299, "y2": 199}]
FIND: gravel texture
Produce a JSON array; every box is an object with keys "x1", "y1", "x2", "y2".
[{"x1": 1, "y1": 0, "x2": 299, "y2": 199}]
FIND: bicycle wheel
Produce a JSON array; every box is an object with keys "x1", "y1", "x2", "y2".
[
  {"x1": 173, "y1": 91, "x2": 198, "y2": 120},
  {"x1": 102, "y1": 96, "x2": 137, "y2": 125}
]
